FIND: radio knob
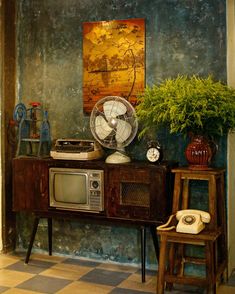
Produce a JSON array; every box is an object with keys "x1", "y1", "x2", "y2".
[{"x1": 92, "y1": 181, "x2": 99, "y2": 189}]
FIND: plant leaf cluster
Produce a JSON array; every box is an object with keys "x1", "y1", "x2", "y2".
[{"x1": 136, "y1": 75, "x2": 235, "y2": 139}]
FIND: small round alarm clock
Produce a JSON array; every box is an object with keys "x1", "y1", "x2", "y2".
[{"x1": 146, "y1": 140, "x2": 163, "y2": 163}]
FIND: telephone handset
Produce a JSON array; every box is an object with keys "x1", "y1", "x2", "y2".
[{"x1": 176, "y1": 209, "x2": 210, "y2": 234}]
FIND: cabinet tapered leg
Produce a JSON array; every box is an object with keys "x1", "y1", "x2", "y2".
[
  {"x1": 141, "y1": 226, "x2": 146, "y2": 283},
  {"x1": 25, "y1": 217, "x2": 40, "y2": 264},
  {"x1": 48, "y1": 218, "x2": 52, "y2": 256}
]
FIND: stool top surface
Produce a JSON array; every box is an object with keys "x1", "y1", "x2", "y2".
[
  {"x1": 172, "y1": 167, "x2": 225, "y2": 175},
  {"x1": 157, "y1": 227, "x2": 221, "y2": 242}
]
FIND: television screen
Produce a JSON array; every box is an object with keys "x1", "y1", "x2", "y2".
[{"x1": 54, "y1": 173, "x2": 87, "y2": 204}]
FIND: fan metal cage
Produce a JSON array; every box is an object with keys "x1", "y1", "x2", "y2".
[{"x1": 90, "y1": 96, "x2": 138, "y2": 150}]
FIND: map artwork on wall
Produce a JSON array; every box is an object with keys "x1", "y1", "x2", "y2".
[{"x1": 82, "y1": 18, "x2": 145, "y2": 113}]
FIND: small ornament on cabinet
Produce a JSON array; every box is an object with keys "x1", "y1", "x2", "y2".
[{"x1": 146, "y1": 140, "x2": 163, "y2": 164}]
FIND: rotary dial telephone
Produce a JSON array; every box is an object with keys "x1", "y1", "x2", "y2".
[
  {"x1": 176, "y1": 209, "x2": 210, "y2": 234},
  {"x1": 157, "y1": 209, "x2": 211, "y2": 234}
]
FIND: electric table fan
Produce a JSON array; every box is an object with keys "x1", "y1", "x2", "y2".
[{"x1": 90, "y1": 96, "x2": 138, "y2": 163}]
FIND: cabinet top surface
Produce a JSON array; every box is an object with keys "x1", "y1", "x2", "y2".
[{"x1": 13, "y1": 156, "x2": 177, "y2": 169}]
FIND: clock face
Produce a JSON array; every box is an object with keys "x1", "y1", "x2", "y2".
[{"x1": 146, "y1": 147, "x2": 160, "y2": 162}]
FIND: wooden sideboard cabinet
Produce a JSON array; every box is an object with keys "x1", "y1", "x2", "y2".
[
  {"x1": 13, "y1": 157, "x2": 176, "y2": 224},
  {"x1": 12, "y1": 156, "x2": 177, "y2": 282}
]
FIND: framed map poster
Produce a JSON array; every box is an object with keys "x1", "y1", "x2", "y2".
[{"x1": 82, "y1": 18, "x2": 145, "y2": 113}]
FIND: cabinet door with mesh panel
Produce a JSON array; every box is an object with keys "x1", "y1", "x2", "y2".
[{"x1": 106, "y1": 164, "x2": 168, "y2": 221}]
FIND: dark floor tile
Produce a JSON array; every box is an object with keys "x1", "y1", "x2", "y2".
[
  {"x1": 26, "y1": 259, "x2": 56, "y2": 268},
  {"x1": 16, "y1": 275, "x2": 71, "y2": 294},
  {"x1": 171, "y1": 284, "x2": 205, "y2": 293},
  {"x1": 136, "y1": 269, "x2": 157, "y2": 276},
  {"x1": 110, "y1": 288, "x2": 153, "y2": 294},
  {"x1": 79, "y1": 268, "x2": 131, "y2": 286},
  {"x1": 0, "y1": 286, "x2": 9, "y2": 293},
  {"x1": 62, "y1": 257, "x2": 101, "y2": 267},
  {"x1": 5, "y1": 259, "x2": 56, "y2": 274}
]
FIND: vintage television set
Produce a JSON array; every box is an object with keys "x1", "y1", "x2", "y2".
[{"x1": 49, "y1": 167, "x2": 104, "y2": 213}]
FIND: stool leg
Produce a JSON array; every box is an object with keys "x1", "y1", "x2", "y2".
[
  {"x1": 206, "y1": 241, "x2": 216, "y2": 294},
  {"x1": 176, "y1": 244, "x2": 185, "y2": 277},
  {"x1": 157, "y1": 235, "x2": 168, "y2": 294},
  {"x1": 165, "y1": 243, "x2": 175, "y2": 291},
  {"x1": 217, "y1": 175, "x2": 228, "y2": 282},
  {"x1": 208, "y1": 175, "x2": 217, "y2": 230},
  {"x1": 172, "y1": 173, "x2": 182, "y2": 213}
]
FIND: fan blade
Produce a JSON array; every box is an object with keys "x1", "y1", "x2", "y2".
[
  {"x1": 115, "y1": 119, "x2": 132, "y2": 143},
  {"x1": 95, "y1": 116, "x2": 113, "y2": 140},
  {"x1": 103, "y1": 100, "x2": 127, "y2": 119}
]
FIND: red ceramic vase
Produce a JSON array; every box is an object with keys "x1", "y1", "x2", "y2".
[{"x1": 185, "y1": 135, "x2": 213, "y2": 170}]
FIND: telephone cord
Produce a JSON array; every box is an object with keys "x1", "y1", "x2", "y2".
[{"x1": 156, "y1": 214, "x2": 176, "y2": 231}]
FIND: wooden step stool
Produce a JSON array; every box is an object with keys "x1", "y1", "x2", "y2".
[{"x1": 157, "y1": 167, "x2": 227, "y2": 294}]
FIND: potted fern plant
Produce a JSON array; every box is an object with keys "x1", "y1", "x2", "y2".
[{"x1": 136, "y1": 75, "x2": 235, "y2": 169}]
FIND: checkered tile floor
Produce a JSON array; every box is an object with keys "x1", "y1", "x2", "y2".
[{"x1": 0, "y1": 252, "x2": 235, "y2": 293}]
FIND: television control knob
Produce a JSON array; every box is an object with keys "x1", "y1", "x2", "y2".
[{"x1": 92, "y1": 181, "x2": 99, "y2": 189}]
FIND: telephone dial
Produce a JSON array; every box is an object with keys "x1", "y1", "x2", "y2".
[{"x1": 157, "y1": 209, "x2": 211, "y2": 234}]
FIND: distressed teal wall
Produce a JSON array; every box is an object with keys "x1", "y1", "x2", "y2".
[{"x1": 16, "y1": 0, "x2": 227, "y2": 269}]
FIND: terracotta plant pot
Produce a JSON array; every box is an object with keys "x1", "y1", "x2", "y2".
[{"x1": 185, "y1": 135, "x2": 213, "y2": 170}]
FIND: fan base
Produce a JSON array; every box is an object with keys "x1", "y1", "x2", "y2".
[{"x1": 105, "y1": 151, "x2": 131, "y2": 164}]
